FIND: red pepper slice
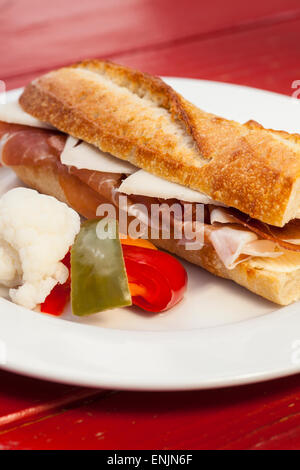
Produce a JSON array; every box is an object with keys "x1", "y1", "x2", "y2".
[
  {"x1": 40, "y1": 282, "x2": 70, "y2": 316},
  {"x1": 40, "y1": 251, "x2": 71, "y2": 316},
  {"x1": 122, "y1": 245, "x2": 187, "y2": 312},
  {"x1": 41, "y1": 245, "x2": 188, "y2": 315}
]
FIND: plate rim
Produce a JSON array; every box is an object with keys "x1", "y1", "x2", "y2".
[{"x1": 1, "y1": 80, "x2": 300, "y2": 391}]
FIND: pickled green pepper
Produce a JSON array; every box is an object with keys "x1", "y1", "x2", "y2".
[{"x1": 71, "y1": 219, "x2": 132, "y2": 316}]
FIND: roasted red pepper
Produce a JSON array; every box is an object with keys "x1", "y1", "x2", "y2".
[
  {"x1": 41, "y1": 241, "x2": 188, "y2": 315},
  {"x1": 122, "y1": 245, "x2": 187, "y2": 312},
  {"x1": 41, "y1": 251, "x2": 71, "y2": 316}
]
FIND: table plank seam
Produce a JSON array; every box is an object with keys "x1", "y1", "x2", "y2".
[
  {"x1": 108, "y1": 7, "x2": 300, "y2": 60},
  {"x1": 2, "y1": 9, "x2": 300, "y2": 85},
  {"x1": 0, "y1": 388, "x2": 113, "y2": 431},
  {"x1": 220, "y1": 409, "x2": 300, "y2": 449}
]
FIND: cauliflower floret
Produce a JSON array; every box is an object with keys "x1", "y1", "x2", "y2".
[
  {"x1": 0, "y1": 239, "x2": 21, "y2": 287},
  {"x1": 0, "y1": 188, "x2": 80, "y2": 309},
  {"x1": 10, "y1": 278, "x2": 58, "y2": 308}
]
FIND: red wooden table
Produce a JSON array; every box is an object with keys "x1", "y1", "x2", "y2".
[{"x1": 1, "y1": 0, "x2": 300, "y2": 450}]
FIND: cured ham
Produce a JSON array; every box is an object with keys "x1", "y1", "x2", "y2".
[
  {"x1": 0, "y1": 122, "x2": 104, "y2": 219},
  {"x1": 210, "y1": 206, "x2": 300, "y2": 252},
  {"x1": 1, "y1": 120, "x2": 300, "y2": 271},
  {"x1": 0, "y1": 121, "x2": 66, "y2": 167}
]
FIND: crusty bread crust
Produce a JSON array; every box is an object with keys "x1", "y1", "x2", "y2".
[
  {"x1": 12, "y1": 164, "x2": 300, "y2": 305},
  {"x1": 20, "y1": 60, "x2": 300, "y2": 227}
]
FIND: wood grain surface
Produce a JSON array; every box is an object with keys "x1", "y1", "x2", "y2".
[{"x1": 1, "y1": 0, "x2": 300, "y2": 450}]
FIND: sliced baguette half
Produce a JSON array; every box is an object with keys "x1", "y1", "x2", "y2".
[{"x1": 20, "y1": 60, "x2": 300, "y2": 227}]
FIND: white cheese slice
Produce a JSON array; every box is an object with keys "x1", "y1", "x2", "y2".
[
  {"x1": 210, "y1": 207, "x2": 237, "y2": 224},
  {"x1": 60, "y1": 136, "x2": 137, "y2": 174},
  {"x1": 118, "y1": 169, "x2": 225, "y2": 205},
  {"x1": 0, "y1": 101, "x2": 51, "y2": 129}
]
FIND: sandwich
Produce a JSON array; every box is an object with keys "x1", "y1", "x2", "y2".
[{"x1": 1, "y1": 59, "x2": 300, "y2": 306}]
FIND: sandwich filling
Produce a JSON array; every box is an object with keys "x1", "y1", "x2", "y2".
[{"x1": 0, "y1": 107, "x2": 300, "y2": 273}]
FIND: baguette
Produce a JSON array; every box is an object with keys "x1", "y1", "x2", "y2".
[
  {"x1": 12, "y1": 163, "x2": 300, "y2": 305},
  {"x1": 20, "y1": 59, "x2": 300, "y2": 227}
]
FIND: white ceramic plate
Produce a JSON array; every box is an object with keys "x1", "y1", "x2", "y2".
[{"x1": 0, "y1": 80, "x2": 300, "y2": 390}]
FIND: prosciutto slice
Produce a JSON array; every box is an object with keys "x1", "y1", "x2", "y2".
[
  {"x1": 0, "y1": 121, "x2": 66, "y2": 167},
  {"x1": 211, "y1": 206, "x2": 300, "y2": 252}
]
